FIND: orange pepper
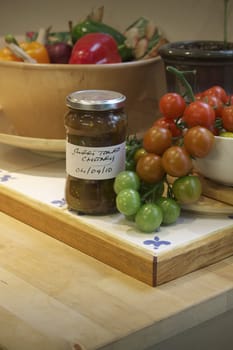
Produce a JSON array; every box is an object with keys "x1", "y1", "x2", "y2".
[{"x1": 0, "y1": 41, "x2": 50, "y2": 63}]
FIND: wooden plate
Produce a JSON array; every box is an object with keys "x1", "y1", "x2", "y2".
[{"x1": 0, "y1": 133, "x2": 65, "y2": 158}]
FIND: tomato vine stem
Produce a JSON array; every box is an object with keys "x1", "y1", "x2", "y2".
[{"x1": 166, "y1": 66, "x2": 196, "y2": 102}]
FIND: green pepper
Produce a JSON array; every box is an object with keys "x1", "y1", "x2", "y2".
[
  {"x1": 71, "y1": 19, "x2": 125, "y2": 44},
  {"x1": 71, "y1": 19, "x2": 133, "y2": 62}
]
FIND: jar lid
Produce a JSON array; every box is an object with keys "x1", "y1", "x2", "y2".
[{"x1": 66, "y1": 90, "x2": 126, "y2": 111}]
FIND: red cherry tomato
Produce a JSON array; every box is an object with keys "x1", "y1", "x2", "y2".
[
  {"x1": 183, "y1": 101, "x2": 215, "y2": 129},
  {"x1": 143, "y1": 126, "x2": 172, "y2": 155},
  {"x1": 202, "y1": 86, "x2": 228, "y2": 104},
  {"x1": 227, "y1": 95, "x2": 233, "y2": 105},
  {"x1": 159, "y1": 93, "x2": 186, "y2": 120},
  {"x1": 161, "y1": 146, "x2": 193, "y2": 177},
  {"x1": 208, "y1": 124, "x2": 220, "y2": 136},
  {"x1": 221, "y1": 106, "x2": 233, "y2": 132},
  {"x1": 200, "y1": 95, "x2": 224, "y2": 118},
  {"x1": 153, "y1": 117, "x2": 182, "y2": 137},
  {"x1": 195, "y1": 92, "x2": 203, "y2": 100},
  {"x1": 136, "y1": 153, "x2": 165, "y2": 184},
  {"x1": 183, "y1": 126, "x2": 215, "y2": 158}
]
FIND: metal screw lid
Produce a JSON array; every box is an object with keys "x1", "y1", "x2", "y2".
[{"x1": 66, "y1": 90, "x2": 126, "y2": 111}]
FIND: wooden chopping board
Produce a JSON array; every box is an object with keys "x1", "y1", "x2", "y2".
[
  {"x1": 199, "y1": 176, "x2": 233, "y2": 206},
  {"x1": 181, "y1": 195, "x2": 233, "y2": 215},
  {"x1": 167, "y1": 174, "x2": 233, "y2": 215},
  {"x1": 181, "y1": 176, "x2": 233, "y2": 215}
]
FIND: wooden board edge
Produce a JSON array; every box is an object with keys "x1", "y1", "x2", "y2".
[
  {"x1": 199, "y1": 176, "x2": 233, "y2": 206},
  {"x1": 156, "y1": 225, "x2": 233, "y2": 285},
  {"x1": 0, "y1": 186, "x2": 157, "y2": 287}
]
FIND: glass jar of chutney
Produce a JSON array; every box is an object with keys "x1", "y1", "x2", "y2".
[{"x1": 65, "y1": 90, "x2": 127, "y2": 215}]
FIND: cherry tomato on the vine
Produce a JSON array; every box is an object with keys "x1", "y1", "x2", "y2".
[
  {"x1": 159, "y1": 93, "x2": 186, "y2": 119},
  {"x1": 153, "y1": 116, "x2": 183, "y2": 138},
  {"x1": 227, "y1": 95, "x2": 233, "y2": 105},
  {"x1": 195, "y1": 92, "x2": 203, "y2": 100},
  {"x1": 162, "y1": 146, "x2": 193, "y2": 177},
  {"x1": 221, "y1": 105, "x2": 233, "y2": 132},
  {"x1": 183, "y1": 100, "x2": 215, "y2": 129},
  {"x1": 116, "y1": 188, "x2": 141, "y2": 216},
  {"x1": 209, "y1": 124, "x2": 220, "y2": 136},
  {"x1": 135, "y1": 203, "x2": 163, "y2": 233},
  {"x1": 113, "y1": 170, "x2": 140, "y2": 194},
  {"x1": 134, "y1": 147, "x2": 147, "y2": 162},
  {"x1": 143, "y1": 126, "x2": 172, "y2": 155},
  {"x1": 202, "y1": 85, "x2": 228, "y2": 104},
  {"x1": 200, "y1": 95, "x2": 224, "y2": 118},
  {"x1": 183, "y1": 126, "x2": 215, "y2": 158},
  {"x1": 155, "y1": 197, "x2": 181, "y2": 225},
  {"x1": 136, "y1": 153, "x2": 165, "y2": 184},
  {"x1": 172, "y1": 175, "x2": 202, "y2": 204}
]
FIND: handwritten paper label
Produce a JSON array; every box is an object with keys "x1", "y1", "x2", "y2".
[{"x1": 66, "y1": 142, "x2": 126, "y2": 180}]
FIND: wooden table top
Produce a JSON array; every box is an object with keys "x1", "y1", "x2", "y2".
[{"x1": 0, "y1": 210, "x2": 233, "y2": 350}]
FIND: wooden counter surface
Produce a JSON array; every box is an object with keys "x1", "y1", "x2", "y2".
[
  {"x1": 0, "y1": 210, "x2": 233, "y2": 350},
  {"x1": 0, "y1": 143, "x2": 232, "y2": 349}
]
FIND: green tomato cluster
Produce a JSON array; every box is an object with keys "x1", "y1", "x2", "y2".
[{"x1": 113, "y1": 170, "x2": 181, "y2": 233}]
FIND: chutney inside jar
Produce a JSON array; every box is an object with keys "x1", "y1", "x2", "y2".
[{"x1": 65, "y1": 90, "x2": 127, "y2": 215}]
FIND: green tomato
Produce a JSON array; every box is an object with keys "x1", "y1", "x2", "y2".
[
  {"x1": 155, "y1": 197, "x2": 181, "y2": 225},
  {"x1": 172, "y1": 175, "x2": 202, "y2": 204},
  {"x1": 135, "y1": 203, "x2": 162, "y2": 233},
  {"x1": 114, "y1": 171, "x2": 140, "y2": 194},
  {"x1": 116, "y1": 188, "x2": 141, "y2": 216},
  {"x1": 219, "y1": 131, "x2": 233, "y2": 138}
]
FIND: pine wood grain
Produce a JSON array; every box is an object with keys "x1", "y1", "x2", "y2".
[
  {"x1": 0, "y1": 185, "x2": 156, "y2": 286},
  {"x1": 0, "y1": 211, "x2": 233, "y2": 350},
  {"x1": 157, "y1": 225, "x2": 233, "y2": 285}
]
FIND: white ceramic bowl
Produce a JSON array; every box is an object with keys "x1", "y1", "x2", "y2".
[
  {"x1": 0, "y1": 57, "x2": 166, "y2": 140},
  {"x1": 193, "y1": 136, "x2": 233, "y2": 187}
]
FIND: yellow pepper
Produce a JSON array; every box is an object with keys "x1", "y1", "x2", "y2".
[
  {"x1": 0, "y1": 41, "x2": 50, "y2": 63},
  {"x1": 20, "y1": 41, "x2": 50, "y2": 63},
  {"x1": 0, "y1": 47, "x2": 22, "y2": 62}
]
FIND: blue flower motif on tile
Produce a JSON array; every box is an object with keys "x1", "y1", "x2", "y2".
[
  {"x1": 0, "y1": 173, "x2": 16, "y2": 182},
  {"x1": 51, "y1": 198, "x2": 66, "y2": 207},
  {"x1": 143, "y1": 235, "x2": 171, "y2": 250}
]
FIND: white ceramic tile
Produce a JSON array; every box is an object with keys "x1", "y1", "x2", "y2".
[
  {"x1": 0, "y1": 148, "x2": 233, "y2": 256},
  {"x1": 0, "y1": 167, "x2": 66, "y2": 208},
  {"x1": 66, "y1": 210, "x2": 233, "y2": 256}
]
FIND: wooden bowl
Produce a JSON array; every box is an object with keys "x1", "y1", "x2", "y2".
[{"x1": 0, "y1": 58, "x2": 166, "y2": 139}]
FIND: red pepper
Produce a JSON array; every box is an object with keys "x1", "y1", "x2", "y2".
[{"x1": 69, "y1": 32, "x2": 122, "y2": 64}]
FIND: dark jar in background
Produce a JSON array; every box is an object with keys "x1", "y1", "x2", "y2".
[{"x1": 64, "y1": 90, "x2": 127, "y2": 215}]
